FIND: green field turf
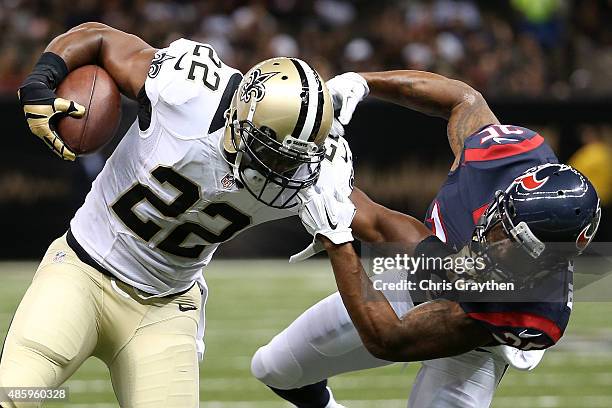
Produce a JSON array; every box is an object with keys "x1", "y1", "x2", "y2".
[{"x1": 1, "y1": 260, "x2": 611, "y2": 408}]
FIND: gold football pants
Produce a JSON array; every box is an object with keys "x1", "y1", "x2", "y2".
[{"x1": 0, "y1": 235, "x2": 201, "y2": 408}]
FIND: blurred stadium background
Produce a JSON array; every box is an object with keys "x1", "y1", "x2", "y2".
[{"x1": 1, "y1": 0, "x2": 611, "y2": 407}]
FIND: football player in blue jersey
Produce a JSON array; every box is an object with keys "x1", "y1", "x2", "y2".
[{"x1": 251, "y1": 70, "x2": 601, "y2": 408}]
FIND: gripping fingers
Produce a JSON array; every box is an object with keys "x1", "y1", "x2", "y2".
[
  {"x1": 23, "y1": 101, "x2": 78, "y2": 161},
  {"x1": 46, "y1": 128, "x2": 77, "y2": 161},
  {"x1": 54, "y1": 98, "x2": 86, "y2": 118},
  {"x1": 35, "y1": 124, "x2": 76, "y2": 161},
  {"x1": 338, "y1": 95, "x2": 358, "y2": 125},
  {"x1": 330, "y1": 118, "x2": 345, "y2": 138}
]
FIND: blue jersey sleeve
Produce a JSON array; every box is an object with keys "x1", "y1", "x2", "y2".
[
  {"x1": 460, "y1": 302, "x2": 567, "y2": 350},
  {"x1": 459, "y1": 262, "x2": 573, "y2": 350},
  {"x1": 459, "y1": 125, "x2": 559, "y2": 224}
]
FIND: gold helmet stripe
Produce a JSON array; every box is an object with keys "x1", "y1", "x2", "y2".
[{"x1": 290, "y1": 58, "x2": 324, "y2": 142}]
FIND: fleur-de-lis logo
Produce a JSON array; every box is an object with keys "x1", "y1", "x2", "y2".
[
  {"x1": 240, "y1": 69, "x2": 279, "y2": 103},
  {"x1": 148, "y1": 52, "x2": 176, "y2": 78}
]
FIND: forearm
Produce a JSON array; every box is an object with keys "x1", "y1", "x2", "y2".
[
  {"x1": 46, "y1": 23, "x2": 106, "y2": 71},
  {"x1": 359, "y1": 71, "x2": 472, "y2": 118},
  {"x1": 350, "y1": 187, "x2": 432, "y2": 247},
  {"x1": 386, "y1": 299, "x2": 494, "y2": 361},
  {"x1": 358, "y1": 70, "x2": 499, "y2": 157},
  {"x1": 45, "y1": 22, "x2": 154, "y2": 98},
  {"x1": 320, "y1": 238, "x2": 407, "y2": 358},
  {"x1": 320, "y1": 237, "x2": 493, "y2": 362}
]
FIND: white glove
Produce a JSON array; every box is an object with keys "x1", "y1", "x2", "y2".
[
  {"x1": 290, "y1": 186, "x2": 356, "y2": 263},
  {"x1": 486, "y1": 345, "x2": 545, "y2": 371},
  {"x1": 330, "y1": 117, "x2": 345, "y2": 138},
  {"x1": 326, "y1": 72, "x2": 369, "y2": 125}
]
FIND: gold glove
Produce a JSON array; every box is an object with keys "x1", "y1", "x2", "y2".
[{"x1": 19, "y1": 90, "x2": 85, "y2": 161}]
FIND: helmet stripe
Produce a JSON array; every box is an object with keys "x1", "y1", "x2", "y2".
[
  {"x1": 290, "y1": 59, "x2": 309, "y2": 140},
  {"x1": 292, "y1": 58, "x2": 321, "y2": 141},
  {"x1": 308, "y1": 68, "x2": 324, "y2": 142}
]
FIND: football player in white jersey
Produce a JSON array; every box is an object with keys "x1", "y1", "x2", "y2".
[{"x1": 2, "y1": 22, "x2": 436, "y2": 408}]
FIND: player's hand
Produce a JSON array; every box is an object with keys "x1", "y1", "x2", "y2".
[
  {"x1": 330, "y1": 117, "x2": 345, "y2": 138},
  {"x1": 290, "y1": 186, "x2": 356, "y2": 263},
  {"x1": 18, "y1": 82, "x2": 85, "y2": 161},
  {"x1": 326, "y1": 72, "x2": 369, "y2": 125},
  {"x1": 299, "y1": 185, "x2": 356, "y2": 244}
]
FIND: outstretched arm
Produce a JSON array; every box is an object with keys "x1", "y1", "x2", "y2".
[
  {"x1": 344, "y1": 188, "x2": 492, "y2": 361},
  {"x1": 298, "y1": 184, "x2": 492, "y2": 360},
  {"x1": 45, "y1": 22, "x2": 156, "y2": 99},
  {"x1": 359, "y1": 71, "x2": 500, "y2": 169},
  {"x1": 350, "y1": 187, "x2": 432, "y2": 246},
  {"x1": 319, "y1": 237, "x2": 493, "y2": 362}
]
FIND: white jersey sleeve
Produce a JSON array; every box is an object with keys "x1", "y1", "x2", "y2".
[
  {"x1": 144, "y1": 38, "x2": 243, "y2": 139},
  {"x1": 316, "y1": 133, "x2": 354, "y2": 197}
]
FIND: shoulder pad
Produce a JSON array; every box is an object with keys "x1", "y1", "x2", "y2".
[
  {"x1": 145, "y1": 38, "x2": 240, "y2": 107},
  {"x1": 463, "y1": 125, "x2": 544, "y2": 163}
]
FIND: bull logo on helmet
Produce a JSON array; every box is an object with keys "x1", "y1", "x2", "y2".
[
  {"x1": 513, "y1": 163, "x2": 571, "y2": 192},
  {"x1": 515, "y1": 173, "x2": 548, "y2": 191},
  {"x1": 576, "y1": 205, "x2": 601, "y2": 252},
  {"x1": 240, "y1": 68, "x2": 279, "y2": 103}
]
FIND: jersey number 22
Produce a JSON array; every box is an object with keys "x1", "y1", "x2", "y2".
[{"x1": 112, "y1": 166, "x2": 251, "y2": 258}]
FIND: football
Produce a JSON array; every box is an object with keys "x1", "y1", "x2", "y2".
[{"x1": 55, "y1": 65, "x2": 121, "y2": 155}]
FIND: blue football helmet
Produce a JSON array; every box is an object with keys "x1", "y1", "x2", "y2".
[{"x1": 472, "y1": 163, "x2": 601, "y2": 286}]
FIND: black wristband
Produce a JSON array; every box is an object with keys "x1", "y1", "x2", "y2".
[
  {"x1": 414, "y1": 235, "x2": 455, "y2": 259},
  {"x1": 413, "y1": 235, "x2": 456, "y2": 291},
  {"x1": 20, "y1": 52, "x2": 68, "y2": 90}
]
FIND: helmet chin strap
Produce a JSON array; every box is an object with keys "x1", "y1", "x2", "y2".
[
  {"x1": 230, "y1": 99, "x2": 258, "y2": 181},
  {"x1": 232, "y1": 142, "x2": 243, "y2": 181},
  {"x1": 476, "y1": 191, "x2": 546, "y2": 259},
  {"x1": 236, "y1": 98, "x2": 276, "y2": 190},
  {"x1": 241, "y1": 168, "x2": 266, "y2": 186}
]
